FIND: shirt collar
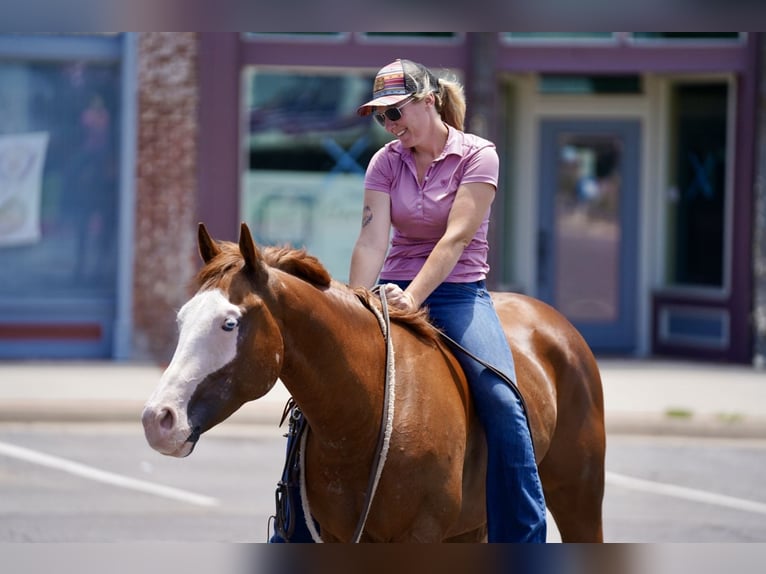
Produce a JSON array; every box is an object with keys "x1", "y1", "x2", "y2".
[{"x1": 392, "y1": 124, "x2": 462, "y2": 161}]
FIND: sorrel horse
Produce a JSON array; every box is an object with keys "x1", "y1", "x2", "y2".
[{"x1": 142, "y1": 222, "x2": 605, "y2": 542}]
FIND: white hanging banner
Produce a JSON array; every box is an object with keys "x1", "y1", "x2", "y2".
[{"x1": 0, "y1": 132, "x2": 49, "y2": 246}]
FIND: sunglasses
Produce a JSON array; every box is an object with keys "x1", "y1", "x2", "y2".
[{"x1": 373, "y1": 97, "x2": 415, "y2": 127}]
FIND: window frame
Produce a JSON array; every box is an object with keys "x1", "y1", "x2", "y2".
[{"x1": 656, "y1": 74, "x2": 736, "y2": 298}]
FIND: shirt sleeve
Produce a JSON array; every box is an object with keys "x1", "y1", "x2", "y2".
[
  {"x1": 363, "y1": 145, "x2": 396, "y2": 194},
  {"x1": 460, "y1": 143, "x2": 499, "y2": 188}
]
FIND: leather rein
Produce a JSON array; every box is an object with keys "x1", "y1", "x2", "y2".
[{"x1": 348, "y1": 285, "x2": 396, "y2": 542}]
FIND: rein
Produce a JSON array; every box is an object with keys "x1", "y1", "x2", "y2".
[
  {"x1": 438, "y1": 332, "x2": 535, "y2": 446},
  {"x1": 351, "y1": 285, "x2": 396, "y2": 542},
  {"x1": 297, "y1": 286, "x2": 397, "y2": 543}
]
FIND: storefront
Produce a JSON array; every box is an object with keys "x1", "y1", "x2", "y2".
[
  {"x1": 1, "y1": 33, "x2": 760, "y2": 363},
  {"x1": 198, "y1": 33, "x2": 760, "y2": 362}
]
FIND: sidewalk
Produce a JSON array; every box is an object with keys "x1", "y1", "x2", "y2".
[{"x1": 0, "y1": 359, "x2": 764, "y2": 437}]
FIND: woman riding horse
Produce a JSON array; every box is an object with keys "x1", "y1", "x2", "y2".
[
  {"x1": 142, "y1": 223, "x2": 606, "y2": 542},
  {"x1": 272, "y1": 58, "x2": 547, "y2": 543}
]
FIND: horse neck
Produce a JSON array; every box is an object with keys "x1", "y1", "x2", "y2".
[{"x1": 269, "y1": 271, "x2": 385, "y2": 445}]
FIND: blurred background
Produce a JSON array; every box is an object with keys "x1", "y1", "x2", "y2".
[
  {"x1": 1, "y1": 32, "x2": 764, "y2": 366},
  {"x1": 1, "y1": 32, "x2": 766, "y2": 569}
]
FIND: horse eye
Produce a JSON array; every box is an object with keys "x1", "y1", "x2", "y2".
[{"x1": 222, "y1": 317, "x2": 239, "y2": 332}]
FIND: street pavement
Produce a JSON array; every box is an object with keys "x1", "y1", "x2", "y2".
[{"x1": 0, "y1": 358, "x2": 764, "y2": 437}]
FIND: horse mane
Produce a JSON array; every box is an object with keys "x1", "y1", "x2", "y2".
[
  {"x1": 195, "y1": 242, "x2": 244, "y2": 289},
  {"x1": 263, "y1": 247, "x2": 439, "y2": 341},
  {"x1": 353, "y1": 287, "x2": 441, "y2": 343},
  {"x1": 263, "y1": 246, "x2": 439, "y2": 341},
  {"x1": 262, "y1": 246, "x2": 332, "y2": 287},
  {"x1": 194, "y1": 242, "x2": 332, "y2": 289},
  {"x1": 196, "y1": 241, "x2": 440, "y2": 343}
]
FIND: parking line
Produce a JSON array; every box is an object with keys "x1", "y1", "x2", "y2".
[
  {"x1": 0, "y1": 440, "x2": 219, "y2": 508},
  {"x1": 607, "y1": 471, "x2": 766, "y2": 515}
]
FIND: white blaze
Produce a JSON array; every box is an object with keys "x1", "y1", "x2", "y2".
[{"x1": 146, "y1": 289, "x2": 242, "y2": 418}]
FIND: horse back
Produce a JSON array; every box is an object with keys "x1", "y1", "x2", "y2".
[{"x1": 490, "y1": 291, "x2": 604, "y2": 462}]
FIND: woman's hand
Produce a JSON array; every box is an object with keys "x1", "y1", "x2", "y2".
[{"x1": 382, "y1": 283, "x2": 418, "y2": 312}]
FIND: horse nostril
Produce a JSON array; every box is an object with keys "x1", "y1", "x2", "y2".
[{"x1": 158, "y1": 407, "x2": 176, "y2": 431}]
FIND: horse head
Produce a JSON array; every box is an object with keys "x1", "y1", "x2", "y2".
[{"x1": 142, "y1": 222, "x2": 284, "y2": 457}]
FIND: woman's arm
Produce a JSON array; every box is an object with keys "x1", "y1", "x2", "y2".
[
  {"x1": 384, "y1": 181, "x2": 495, "y2": 311},
  {"x1": 348, "y1": 188, "x2": 392, "y2": 289}
]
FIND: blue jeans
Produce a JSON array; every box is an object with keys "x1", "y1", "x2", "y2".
[
  {"x1": 392, "y1": 280, "x2": 547, "y2": 543},
  {"x1": 270, "y1": 280, "x2": 547, "y2": 543}
]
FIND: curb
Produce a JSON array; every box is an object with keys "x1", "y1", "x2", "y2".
[{"x1": 605, "y1": 412, "x2": 766, "y2": 439}]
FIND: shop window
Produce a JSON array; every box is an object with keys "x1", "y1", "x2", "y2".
[
  {"x1": 539, "y1": 74, "x2": 642, "y2": 95},
  {"x1": 664, "y1": 82, "x2": 729, "y2": 288},
  {"x1": 243, "y1": 33, "x2": 347, "y2": 42},
  {"x1": 632, "y1": 32, "x2": 741, "y2": 42},
  {"x1": 361, "y1": 33, "x2": 460, "y2": 41},
  {"x1": 503, "y1": 32, "x2": 741, "y2": 43},
  {"x1": 242, "y1": 68, "x2": 389, "y2": 281},
  {"x1": 504, "y1": 33, "x2": 616, "y2": 43},
  {"x1": 0, "y1": 59, "x2": 120, "y2": 298}
]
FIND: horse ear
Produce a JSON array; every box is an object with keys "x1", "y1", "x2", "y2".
[
  {"x1": 239, "y1": 222, "x2": 264, "y2": 274},
  {"x1": 198, "y1": 222, "x2": 221, "y2": 263}
]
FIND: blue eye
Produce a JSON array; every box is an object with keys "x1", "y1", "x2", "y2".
[{"x1": 222, "y1": 318, "x2": 239, "y2": 332}]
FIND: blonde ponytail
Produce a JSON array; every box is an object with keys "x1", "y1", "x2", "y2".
[{"x1": 434, "y1": 77, "x2": 466, "y2": 132}]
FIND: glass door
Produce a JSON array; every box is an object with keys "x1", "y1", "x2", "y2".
[{"x1": 537, "y1": 120, "x2": 640, "y2": 352}]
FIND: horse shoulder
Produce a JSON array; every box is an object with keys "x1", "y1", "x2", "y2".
[
  {"x1": 380, "y1": 322, "x2": 480, "y2": 538},
  {"x1": 390, "y1": 322, "x2": 471, "y2": 449}
]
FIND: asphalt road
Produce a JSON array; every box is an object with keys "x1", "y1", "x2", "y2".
[{"x1": 1, "y1": 422, "x2": 765, "y2": 543}]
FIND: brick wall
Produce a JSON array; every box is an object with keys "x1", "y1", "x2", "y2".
[{"x1": 133, "y1": 33, "x2": 199, "y2": 363}]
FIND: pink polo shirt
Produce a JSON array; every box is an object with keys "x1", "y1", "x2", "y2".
[{"x1": 364, "y1": 125, "x2": 499, "y2": 283}]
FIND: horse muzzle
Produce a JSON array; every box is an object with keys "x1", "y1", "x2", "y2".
[{"x1": 141, "y1": 403, "x2": 197, "y2": 458}]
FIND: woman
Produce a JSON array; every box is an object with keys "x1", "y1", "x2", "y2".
[{"x1": 349, "y1": 58, "x2": 547, "y2": 543}]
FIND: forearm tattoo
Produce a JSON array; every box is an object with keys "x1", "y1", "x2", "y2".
[{"x1": 362, "y1": 205, "x2": 373, "y2": 228}]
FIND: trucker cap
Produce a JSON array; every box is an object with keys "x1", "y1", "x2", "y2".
[{"x1": 357, "y1": 59, "x2": 434, "y2": 116}]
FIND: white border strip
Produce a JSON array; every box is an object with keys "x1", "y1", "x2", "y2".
[
  {"x1": 607, "y1": 471, "x2": 766, "y2": 515},
  {"x1": 0, "y1": 440, "x2": 219, "y2": 508}
]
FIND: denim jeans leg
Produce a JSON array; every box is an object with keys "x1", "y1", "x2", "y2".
[{"x1": 389, "y1": 280, "x2": 547, "y2": 543}]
